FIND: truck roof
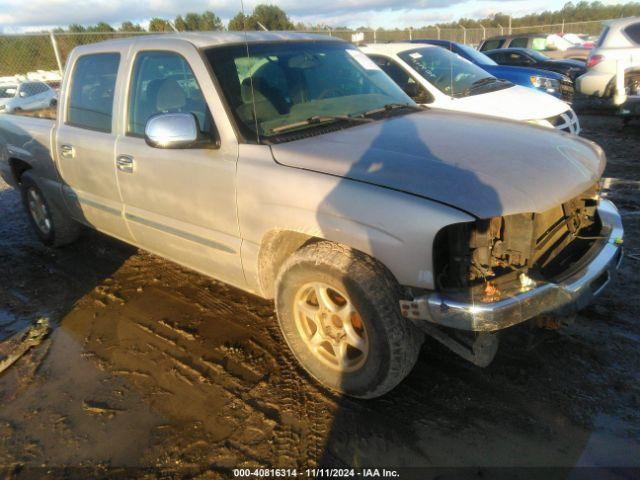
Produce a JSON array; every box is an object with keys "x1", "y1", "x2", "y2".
[{"x1": 72, "y1": 31, "x2": 342, "y2": 53}]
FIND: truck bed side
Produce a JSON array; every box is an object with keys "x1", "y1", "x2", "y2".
[{"x1": 0, "y1": 114, "x2": 69, "y2": 217}]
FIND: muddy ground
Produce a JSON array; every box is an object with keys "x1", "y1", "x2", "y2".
[{"x1": 0, "y1": 114, "x2": 639, "y2": 478}]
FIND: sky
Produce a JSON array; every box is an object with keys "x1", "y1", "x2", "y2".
[{"x1": 0, "y1": 0, "x2": 625, "y2": 32}]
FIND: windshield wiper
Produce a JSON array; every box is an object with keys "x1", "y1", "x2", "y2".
[
  {"x1": 360, "y1": 103, "x2": 423, "y2": 118},
  {"x1": 269, "y1": 114, "x2": 373, "y2": 135}
]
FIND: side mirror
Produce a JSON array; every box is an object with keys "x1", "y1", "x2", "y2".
[{"x1": 145, "y1": 113, "x2": 207, "y2": 149}]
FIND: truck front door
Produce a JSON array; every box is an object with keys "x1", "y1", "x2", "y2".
[
  {"x1": 55, "y1": 50, "x2": 131, "y2": 241},
  {"x1": 115, "y1": 47, "x2": 243, "y2": 288}
]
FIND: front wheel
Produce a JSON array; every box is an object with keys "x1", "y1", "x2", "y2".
[{"x1": 275, "y1": 242, "x2": 423, "y2": 398}]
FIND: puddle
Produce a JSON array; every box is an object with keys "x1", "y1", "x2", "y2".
[{"x1": 0, "y1": 309, "x2": 30, "y2": 342}]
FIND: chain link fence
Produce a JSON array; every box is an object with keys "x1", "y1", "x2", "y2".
[{"x1": 0, "y1": 19, "x2": 609, "y2": 82}]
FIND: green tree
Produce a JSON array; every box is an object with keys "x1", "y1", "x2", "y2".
[
  {"x1": 252, "y1": 4, "x2": 294, "y2": 30},
  {"x1": 148, "y1": 18, "x2": 173, "y2": 32},
  {"x1": 119, "y1": 21, "x2": 144, "y2": 32},
  {"x1": 228, "y1": 12, "x2": 250, "y2": 30}
]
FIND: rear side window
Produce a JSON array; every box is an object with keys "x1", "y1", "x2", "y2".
[
  {"x1": 625, "y1": 22, "x2": 640, "y2": 45},
  {"x1": 480, "y1": 39, "x2": 504, "y2": 51},
  {"x1": 127, "y1": 51, "x2": 210, "y2": 137},
  {"x1": 510, "y1": 37, "x2": 529, "y2": 49},
  {"x1": 67, "y1": 53, "x2": 120, "y2": 132}
]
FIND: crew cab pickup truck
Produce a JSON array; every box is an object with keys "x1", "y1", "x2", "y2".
[{"x1": 0, "y1": 33, "x2": 624, "y2": 398}]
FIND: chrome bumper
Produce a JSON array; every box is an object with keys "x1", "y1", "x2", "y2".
[{"x1": 401, "y1": 200, "x2": 624, "y2": 332}]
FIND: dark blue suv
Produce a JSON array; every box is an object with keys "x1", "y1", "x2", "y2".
[{"x1": 411, "y1": 39, "x2": 574, "y2": 103}]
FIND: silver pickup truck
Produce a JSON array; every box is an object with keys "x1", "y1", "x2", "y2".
[{"x1": 0, "y1": 32, "x2": 624, "y2": 398}]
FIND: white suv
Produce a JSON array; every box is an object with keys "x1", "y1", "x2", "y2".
[{"x1": 577, "y1": 17, "x2": 640, "y2": 100}]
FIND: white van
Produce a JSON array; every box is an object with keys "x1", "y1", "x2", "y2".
[{"x1": 361, "y1": 43, "x2": 580, "y2": 134}]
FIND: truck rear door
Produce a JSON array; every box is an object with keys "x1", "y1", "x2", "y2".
[{"x1": 55, "y1": 47, "x2": 131, "y2": 241}]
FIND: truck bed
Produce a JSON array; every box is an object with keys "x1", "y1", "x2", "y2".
[{"x1": 0, "y1": 111, "x2": 56, "y2": 188}]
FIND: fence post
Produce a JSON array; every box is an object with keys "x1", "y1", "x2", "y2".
[
  {"x1": 481, "y1": 24, "x2": 486, "y2": 40},
  {"x1": 373, "y1": 30, "x2": 377, "y2": 44},
  {"x1": 436, "y1": 26, "x2": 440, "y2": 40},
  {"x1": 498, "y1": 24, "x2": 503, "y2": 35},
  {"x1": 561, "y1": 19, "x2": 565, "y2": 34},
  {"x1": 461, "y1": 25, "x2": 466, "y2": 45},
  {"x1": 49, "y1": 31, "x2": 64, "y2": 75},
  {"x1": 327, "y1": 27, "x2": 332, "y2": 37},
  {"x1": 409, "y1": 27, "x2": 412, "y2": 41},
  {"x1": 508, "y1": 15, "x2": 512, "y2": 35}
]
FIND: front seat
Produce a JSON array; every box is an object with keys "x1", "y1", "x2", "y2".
[{"x1": 154, "y1": 79, "x2": 187, "y2": 113}]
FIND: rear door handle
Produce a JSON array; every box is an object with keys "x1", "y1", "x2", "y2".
[
  {"x1": 60, "y1": 144, "x2": 75, "y2": 158},
  {"x1": 116, "y1": 155, "x2": 135, "y2": 173}
]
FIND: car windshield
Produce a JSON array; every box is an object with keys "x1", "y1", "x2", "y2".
[
  {"x1": 0, "y1": 85, "x2": 17, "y2": 98},
  {"x1": 456, "y1": 43, "x2": 497, "y2": 66},
  {"x1": 205, "y1": 41, "x2": 414, "y2": 140},
  {"x1": 398, "y1": 47, "x2": 505, "y2": 98}
]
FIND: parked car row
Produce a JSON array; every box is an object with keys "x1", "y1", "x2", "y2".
[
  {"x1": 361, "y1": 43, "x2": 580, "y2": 133},
  {"x1": 0, "y1": 32, "x2": 623, "y2": 398}
]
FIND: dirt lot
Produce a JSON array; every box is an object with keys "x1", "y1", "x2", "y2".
[{"x1": 0, "y1": 114, "x2": 639, "y2": 478}]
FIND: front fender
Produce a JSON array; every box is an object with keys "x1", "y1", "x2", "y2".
[{"x1": 237, "y1": 144, "x2": 473, "y2": 295}]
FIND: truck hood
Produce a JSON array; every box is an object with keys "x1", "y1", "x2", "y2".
[
  {"x1": 270, "y1": 110, "x2": 604, "y2": 218},
  {"x1": 441, "y1": 85, "x2": 569, "y2": 121}
]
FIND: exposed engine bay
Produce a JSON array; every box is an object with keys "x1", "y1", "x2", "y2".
[{"x1": 434, "y1": 184, "x2": 603, "y2": 296}]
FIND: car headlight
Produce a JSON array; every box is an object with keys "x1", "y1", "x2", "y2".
[{"x1": 530, "y1": 76, "x2": 560, "y2": 92}]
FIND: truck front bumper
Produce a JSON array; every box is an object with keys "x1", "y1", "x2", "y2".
[{"x1": 400, "y1": 200, "x2": 624, "y2": 332}]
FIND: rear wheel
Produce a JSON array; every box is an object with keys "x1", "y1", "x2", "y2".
[
  {"x1": 275, "y1": 241, "x2": 423, "y2": 398},
  {"x1": 20, "y1": 171, "x2": 80, "y2": 247}
]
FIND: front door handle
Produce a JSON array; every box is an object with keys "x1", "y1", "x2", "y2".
[
  {"x1": 116, "y1": 155, "x2": 135, "y2": 173},
  {"x1": 60, "y1": 144, "x2": 75, "y2": 158}
]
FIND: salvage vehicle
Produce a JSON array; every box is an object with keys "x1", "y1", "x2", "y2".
[
  {"x1": 362, "y1": 43, "x2": 581, "y2": 133},
  {"x1": 576, "y1": 17, "x2": 640, "y2": 101},
  {"x1": 0, "y1": 33, "x2": 624, "y2": 398},
  {"x1": 410, "y1": 39, "x2": 576, "y2": 103},
  {"x1": 483, "y1": 48, "x2": 586, "y2": 81},
  {"x1": 478, "y1": 33, "x2": 590, "y2": 61},
  {"x1": 0, "y1": 81, "x2": 57, "y2": 113}
]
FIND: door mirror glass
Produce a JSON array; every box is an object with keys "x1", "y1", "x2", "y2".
[{"x1": 145, "y1": 113, "x2": 200, "y2": 149}]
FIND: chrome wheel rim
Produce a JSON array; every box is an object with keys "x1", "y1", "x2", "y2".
[
  {"x1": 27, "y1": 187, "x2": 51, "y2": 235},
  {"x1": 293, "y1": 282, "x2": 369, "y2": 372}
]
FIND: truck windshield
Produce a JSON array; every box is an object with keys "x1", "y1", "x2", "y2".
[
  {"x1": 398, "y1": 47, "x2": 508, "y2": 98},
  {"x1": 205, "y1": 41, "x2": 414, "y2": 140}
]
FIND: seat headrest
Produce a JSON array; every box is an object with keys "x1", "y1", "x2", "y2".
[{"x1": 156, "y1": 79, "x2": 186, "y2": 112}]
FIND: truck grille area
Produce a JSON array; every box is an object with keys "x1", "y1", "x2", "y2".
[
  {"x1": 560, "y1": 79, "x2": 575, "y2": 103},
  {"x1": 434, "y1": 184, "x2": 602, "y2": 292}
]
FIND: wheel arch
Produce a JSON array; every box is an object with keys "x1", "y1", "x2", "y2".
[{"x1": 9, "y1": 157, "x2": 33, "y2": 185}]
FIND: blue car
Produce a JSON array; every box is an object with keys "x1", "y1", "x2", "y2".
[{"x1": 411, "y1": 39, "x2": 574, "y2": 103}]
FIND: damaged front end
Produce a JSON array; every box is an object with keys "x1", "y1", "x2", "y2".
[
  {"x1": 433, "y1": 184, "x2": 602, "y2": 298},
  {"x1": 400, "y1": 185, "x2": 623, "y2": 365}
]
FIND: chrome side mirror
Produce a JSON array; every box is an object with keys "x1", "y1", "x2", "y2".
[{"x1": 145, "y1": 113, "x2": 200, "y2": 149}]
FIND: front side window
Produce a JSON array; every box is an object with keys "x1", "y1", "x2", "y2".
[
  {"x1": 480, "y1": 39, "x2": 504, "y2": 51},
  {"x1": 0, "y1": 86, "x2": 17, "y2": 98},
  {"x1": 205, "y1": 41, "x2": 413, "y2": 140},
  {"x1": 398, "y1": 47, "x2": 507, "y2": 98},
  {"x1": 127, "y1": 51, "x2": 211, "y2": 137},
  {"x1": 67, "y1": 53, "x2": 120, "y2": 132},
  {"x1": 510, "y1": 37, "x2": 529, "y2": 49},
  {"x1": 369, "y1": 55, "x2": 432, "y2": 103}
]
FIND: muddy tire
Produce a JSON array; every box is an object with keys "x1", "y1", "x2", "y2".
[
  {"x1": 20, "y1": 171, "x2": 80, "y2": 247},
  {"x1": 275, "y1": 241, "x2": 423, "y2": 399}
]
